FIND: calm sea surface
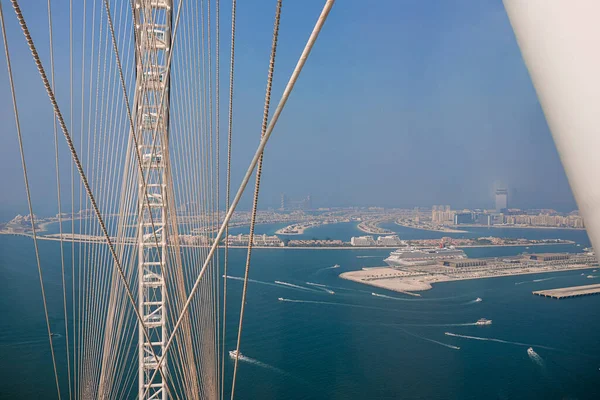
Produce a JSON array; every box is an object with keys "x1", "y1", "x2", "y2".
[{"x1": 1, "y1": 223, "x2": 598, "y2": 399}]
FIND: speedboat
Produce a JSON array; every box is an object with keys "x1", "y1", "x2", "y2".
[
  {"x1": 475, "y1": 297, "x2": 482, "y2": 302},
  {"x1": 527, "y1": 347, "x2": 535, "y2": 356},
  {"x1": 278, "y1": 297, "x2": 284, "y2": 301},
  {"x1": 476, "y1": 318, "x2": 492, "y2": 326},
  {"x1": 229, "y1": 350, "x2": 242, "y2": 359}
]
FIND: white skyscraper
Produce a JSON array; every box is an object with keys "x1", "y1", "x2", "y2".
[{"x1": 496, "y1": 189, "x2": 508, "y2": 212}]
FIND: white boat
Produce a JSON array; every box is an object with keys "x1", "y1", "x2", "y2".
[
  {"x1": 476, "y1": 318, "x2": 492, "y2": 326},
  {"x1": 229, "y1": 350, "x2": 242, "y2": 359},
  {"x1": 527, "y1": 347, "x2": 535, "y2": 356},
  {"x1": 278, "y1": 297, "x2": 284, "y2": 301},
  {"x1": 332, "y1": 264, "x2": 340, "y2": 269},
  {"x1": 475, "y1": 297, "x2": 482, "y2": 302},
  {"x1": 587, "y1": 275, "x2": 594, "y2": 279}
]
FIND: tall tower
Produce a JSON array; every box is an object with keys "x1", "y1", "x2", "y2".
[
  {"x1": 495, "y1": 189, "x2": 508, "y2": 212},
  {"x1": 134, "y1": 1, "x2": 172, "y2": 398},
  {"x1": 280, "y1": 193, "x2": 288, "y2": 210}
]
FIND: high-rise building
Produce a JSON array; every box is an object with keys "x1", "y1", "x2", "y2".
[
  {"x1": 280, "y1": 193, "x2": 288, "y2": 210},
  {"x1": 495, "y1": 189, "x2": 508, "y2": 212}
]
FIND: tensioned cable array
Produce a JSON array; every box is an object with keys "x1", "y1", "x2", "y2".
[
  {"x1": 1, "y1": 0, "x2": 335, "y2": 398},
  {"x1": 230, "y1": 1, "x2": 282, "y2": 398}
]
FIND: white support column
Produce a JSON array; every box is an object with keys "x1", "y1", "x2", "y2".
[
  {"x1": 504, "y1": 0, "x2": 600, "y2": 261},
  {"x1": 133, "y1": 1, "x2": 172, "y2": 399}
]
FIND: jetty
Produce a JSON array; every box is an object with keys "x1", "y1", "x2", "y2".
[{"x1": 533, "y1": 283, "x2": 600, "y2": 299}]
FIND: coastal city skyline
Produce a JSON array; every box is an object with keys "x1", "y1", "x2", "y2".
[{"x1": 0, "y1": 183, "x2": 582, "y2": 221}]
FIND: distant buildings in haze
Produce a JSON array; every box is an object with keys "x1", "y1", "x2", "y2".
[
  {"x1": 280, "y1": 193, "x2": 312, "y2": 211},
  {"x1": 495, "y1": 188, "x2": 508, "y2": 212},
  {"x1": 350, "y1": 235, "x2": 403, "y2": 247},
  {"x1": 432, "y1": 205, "x2": 454, "y2": 224}
]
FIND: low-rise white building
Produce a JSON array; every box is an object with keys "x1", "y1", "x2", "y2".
[
  {"x1": 350, "y1": 235, "x2": 376, "y2": 246},
  {"x1": 376, "y1": 235, "x2": 403, "y2": 246}
]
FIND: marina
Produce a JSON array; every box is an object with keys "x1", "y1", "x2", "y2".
[{"x1": 532, "y1": 283, "x2": 600, "y2": 299}]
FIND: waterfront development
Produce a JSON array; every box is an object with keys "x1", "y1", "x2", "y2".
[{"x1": 340, "y1": 252, "x2": 598, "y2": 294}]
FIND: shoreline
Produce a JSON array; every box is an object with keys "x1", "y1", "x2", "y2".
[
  {"x1": 394, "y1": 220, "x2": 467, "y2": 233},
  {"x1": 458, "y1": 224, "x2": 586, "y2": 231},
  {"x1": 356, "y1": 220, "x2": 394, "y2": 235},
  {"x1": 0, "y1": 232, "x2": 579, "y2": 251},
  {"x1": 339, "y1": 263, "x2": 595, "y2": 294}
]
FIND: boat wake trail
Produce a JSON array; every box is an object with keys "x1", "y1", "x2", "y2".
[
  {"x1": 370, "y1": 292, "x2": 423, "y2": 301},
  {"x1": 400, "y1": 329, "x2": 460, "y2": 350},
  {"x1": 356, "y1": 256, "x2": 382, "y2": 258},
  {"x1": 307, "y1": 281, "x2": 369, "y2": 294},
  {"x1": 0, "y1": 338, "x2": 50, "y2": 348},
  {"x1": 466, "y1": 297, "x2": 483, "y2": 304},
  {"x1": 304, "y1": 282, "x2": 335, "y2": 294},
  {"x1": 279, "y1": 298, "x2": 391, "y2": 312},
  {"x1": 274, "y1": 281, "x2": 320, "y2": 292},
  {"x1": 278, "y1": 298, "x2": 445, "y2": 315},
  {"x1": 231, "y1": 352, "x2": 286, "y2": 375},
  {"x1": 316, "y1": 264, "x2": 341, "y2": 273},
  {"x1": 515, "y1": 277, "x2": 555, "y2": 285},
  {"x1": 444, "y1": 332, "x2": 559, "y2": 351},
  {"x1": 224, "y1": 275, "x2": 282, "y2": 288},
  {"x1": 384, "y1": 322, "x2": 478, "y2": 327},
  {"x1": 528, "y1": 348, "x2": 545, "y2": 367},
  {"x1": 224, "y1": 275, "x2": 321, "y2": 293}
]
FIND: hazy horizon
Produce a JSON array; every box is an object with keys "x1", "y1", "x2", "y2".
[{"x1": 0, "y1": 0, "x2": 577, "y2": 220}]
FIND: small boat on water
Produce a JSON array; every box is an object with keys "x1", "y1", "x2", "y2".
[
  {"x1": 278, "y1": 297, "x2": 284, "y2": 301},
  {"x1": 476, "y1": 318, "x2": 492, "y2": 326},
  {"x1": 229, "y1": 350, "x2": 242, "y2": 359},
  {"x1": 594, "y1": 269, "x2": 598, "y2": 272},
  {"x1": 581, "y1": 273, "x2": 585, "y2": 276},
  {"x1": 475, "y1": 297, "x2": 482, "y2": 302},
  {"x1": 332, "y1": 264, "x2": 340, "y2": 269},
  {"x1": 527, "y1": 347, "x2": 535, "y2": 356},
  {"x1": 587, "y1": 275, "x2": 595, "y2": 279}
]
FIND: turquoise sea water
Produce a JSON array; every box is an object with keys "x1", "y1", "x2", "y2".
[{"x1": 1, "y1": 224, "x2": 599, "y2": 399}]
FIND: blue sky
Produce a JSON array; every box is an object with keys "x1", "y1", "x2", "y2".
[{"x1": 0, "y1": 0, "x2": 576, "y2": 220}]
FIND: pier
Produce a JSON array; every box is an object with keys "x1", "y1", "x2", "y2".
[{"x1": 533, "y1": 284, "x2": 600, "y2": 299}]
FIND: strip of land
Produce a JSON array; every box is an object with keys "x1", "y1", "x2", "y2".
[
  {"x1": 340, "y1": 254, "x2": 597, "y2": 294},
  {"x1": 394, "y1": 219, "x2": 467, "y2": 233},
  {"x1": 532, "y1": 283, "x2": 600, "y2": 299}
]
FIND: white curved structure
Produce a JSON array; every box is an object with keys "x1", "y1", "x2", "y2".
[{"x1": 504, "y1": 0, "x2": 600, "y2": 259}]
